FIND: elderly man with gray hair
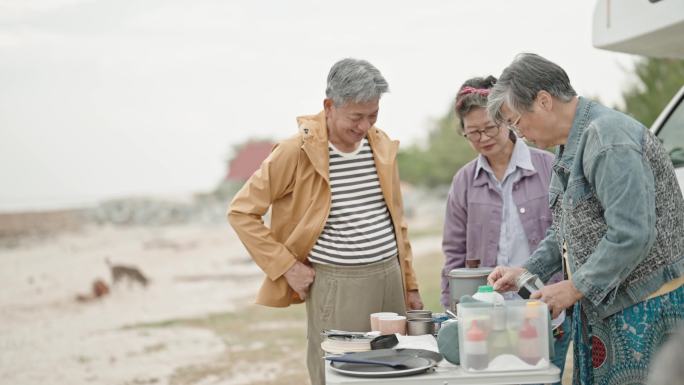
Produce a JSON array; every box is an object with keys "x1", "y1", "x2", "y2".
[
  {"x1": 228, "y1": 58, "x2": 423, "y2": 385},
  {"x1": 487, "y1": 53, "x2": 684, "y2": 385}
]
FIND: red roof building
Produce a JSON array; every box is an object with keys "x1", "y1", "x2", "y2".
[{"x1": 225, "y1": 141, "x2": 274, "y2": 182}]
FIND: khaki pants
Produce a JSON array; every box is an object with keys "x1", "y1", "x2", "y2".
[{"x1": 305, "y1": 256, "x2": 406, "y2": 385}]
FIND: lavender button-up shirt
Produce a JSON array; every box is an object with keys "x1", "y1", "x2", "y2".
[
  {"x1": 477, "y1": 140, "x2": 534, "y2": 268},
  {"x1": 441, "y1": 141, "x2": 555, "y2": 308}
]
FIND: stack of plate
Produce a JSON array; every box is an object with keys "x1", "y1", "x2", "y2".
[{"x1": 321, "y1": 335, "x2": 374, "y2": 354}]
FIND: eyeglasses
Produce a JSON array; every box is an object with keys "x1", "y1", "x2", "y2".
[
  {"x1": 506, "y1": 114, "x2": 522, "y2": 136},
  {"x1": 463, "y1": 125, "x2": 500, "y2": 142}
]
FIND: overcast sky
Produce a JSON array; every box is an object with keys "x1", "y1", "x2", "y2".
[{"x1": 0, "y1": 0, "x2": 637, "y2": 211}]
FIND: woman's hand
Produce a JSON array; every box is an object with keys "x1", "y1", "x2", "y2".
[
  {"x1": 488, "y1": 266, "x2": 526, "y2": 292},
  {"x1": 531, "y1": 280, "x2": 583, "y2": 319}
]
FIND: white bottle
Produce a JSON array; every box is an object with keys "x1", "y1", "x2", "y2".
[{"x1": 472, "y1": 285, "x2": 505, "y2": 305}]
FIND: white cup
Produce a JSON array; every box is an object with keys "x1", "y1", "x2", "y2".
[
  {"x1": 370, "y1": 312, "x2": 398, "y2": 331},
  {"x1": 378, "y1": 315, "x2": 407, "y2": 335}
]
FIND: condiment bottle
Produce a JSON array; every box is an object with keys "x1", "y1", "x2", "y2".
[
  {"x1": 488, "y1": 303, "x2": 510, "y2": 359},
  {"x1": 465, "y1": 320, "x2": 489, "y2": 370},
  {"x1": 518, "y1": 318, "x2": 541, "y2": 365}
]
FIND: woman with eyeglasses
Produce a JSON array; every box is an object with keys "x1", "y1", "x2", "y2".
[{"x1": 441, "y1": 76, "x2": 571, "y2": 383}]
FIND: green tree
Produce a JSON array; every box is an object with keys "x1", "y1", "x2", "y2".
[
  {"x1": 621, "y1": 57, "x2": 684, "y2": 127},
  {"x1": 398, "y1": 106, "x2": 476, "y2": 187}
]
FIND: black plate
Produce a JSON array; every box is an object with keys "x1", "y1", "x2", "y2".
[{"x1": 329, "y1": 349, "x2": 442, "y2": 378}]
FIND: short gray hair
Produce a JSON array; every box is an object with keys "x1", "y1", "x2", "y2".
[
  {"x1": 487, "y1": 53, "x2": 577, "y2": 125},
  {"x1": 326, "y1": 58, "x2": 389, "y2": 106}
]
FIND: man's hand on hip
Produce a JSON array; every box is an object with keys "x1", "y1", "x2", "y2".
[
  {"x1": 284, "y1": 261, "x2": 315, "y2": 300},
  {"x1": 407, "y1": 290, "x2": 423, "y2": 310}
]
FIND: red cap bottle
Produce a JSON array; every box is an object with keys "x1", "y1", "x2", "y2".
[{"x1": 465, "y1": 320, "x2": 489, "y2": 370}]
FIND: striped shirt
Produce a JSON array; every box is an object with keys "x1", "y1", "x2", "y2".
[{"x1": 308, "y1": 138, "x2": 398, "y2": 266}]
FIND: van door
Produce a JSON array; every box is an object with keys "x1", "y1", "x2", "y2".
[{"x1": 652, "y1": 85, "x2": 684, "y2": 191}]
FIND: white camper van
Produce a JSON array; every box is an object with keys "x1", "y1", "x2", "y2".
[{"x1": 592, "y1": 0, "x2": 684, "y2": 188}]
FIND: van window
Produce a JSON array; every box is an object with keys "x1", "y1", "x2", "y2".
[{"x1": 657, "y1": 96, "x2": 684, "y2": 168}]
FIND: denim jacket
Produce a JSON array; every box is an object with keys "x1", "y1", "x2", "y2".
[{"x1": 524, "y1": 97, "x2": 684, "y2": 322}]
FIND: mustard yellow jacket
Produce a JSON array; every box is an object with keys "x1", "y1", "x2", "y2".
[{"x1": 228, "y1": 111, "x2": 419, "y2": 307}]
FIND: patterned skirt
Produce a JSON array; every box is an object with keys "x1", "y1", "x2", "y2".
[{"x1": 572, "y1": 285, "x2": 684, "y2": 385}]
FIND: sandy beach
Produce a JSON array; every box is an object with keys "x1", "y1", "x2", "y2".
[
  {"x1": 0, "y1": 223, "x2": 265, "y2": 385},
  {"x1": 0, "y1": 202, "x2": 444, "y2": 385}
]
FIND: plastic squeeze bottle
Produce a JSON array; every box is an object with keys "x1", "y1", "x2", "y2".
[
  {"x1": 524, "y1": 300, "x2": 544, "y2": 339},
  {"x1": 465, "y1": 320, "x2": 489, "y2": 370},
  {"x1": 518, "y1": 318, "x2": 541, "y2": 365},
  {"x1": 488, "y1": 303, "x2": 510, "y2": 359}
]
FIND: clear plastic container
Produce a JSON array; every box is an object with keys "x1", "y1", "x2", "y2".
[{"x1": 457, "y1": 299, "x2": 550, "y2": 372}]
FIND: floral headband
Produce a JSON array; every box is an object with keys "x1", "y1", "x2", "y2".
[{"x1": 455, "y1": 86, "x2": 491, "y2": 109}]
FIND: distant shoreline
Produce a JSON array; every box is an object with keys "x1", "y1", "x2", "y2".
[{"x1": 0, "y1": 208, "x2": 87, "y2": 246}]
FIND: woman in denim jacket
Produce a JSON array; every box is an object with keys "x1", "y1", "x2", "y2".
[
  {"x1": 441, "y1": 76, "x2": 571, "y2": 381},
  {"x1": 487, "y1": 53, "x2": 684, "y2": 385}
]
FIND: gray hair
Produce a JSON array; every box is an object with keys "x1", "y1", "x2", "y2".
[
  {"x1": 487, "y1": 53, "x2": 577, "y2": 125},
  {"x1": 326, "y1": 58, "x2": 389, "y2": 106}
]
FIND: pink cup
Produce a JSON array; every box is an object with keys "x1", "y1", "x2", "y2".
[
  {"x1": 370, "y1": 312, "x2": 398, "y2": 331},
  {"x1": 378, "y1": 315, "x2": 407, "y2": 335}
]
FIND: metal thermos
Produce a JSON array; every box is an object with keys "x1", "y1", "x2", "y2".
[{"x1": 515, "y1": 271, "x2": 545, "y2": 299}]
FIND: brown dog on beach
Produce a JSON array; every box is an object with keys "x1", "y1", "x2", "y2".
[{"x1": 105, "y1": 258, "x2": 149, "y2": 287}]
